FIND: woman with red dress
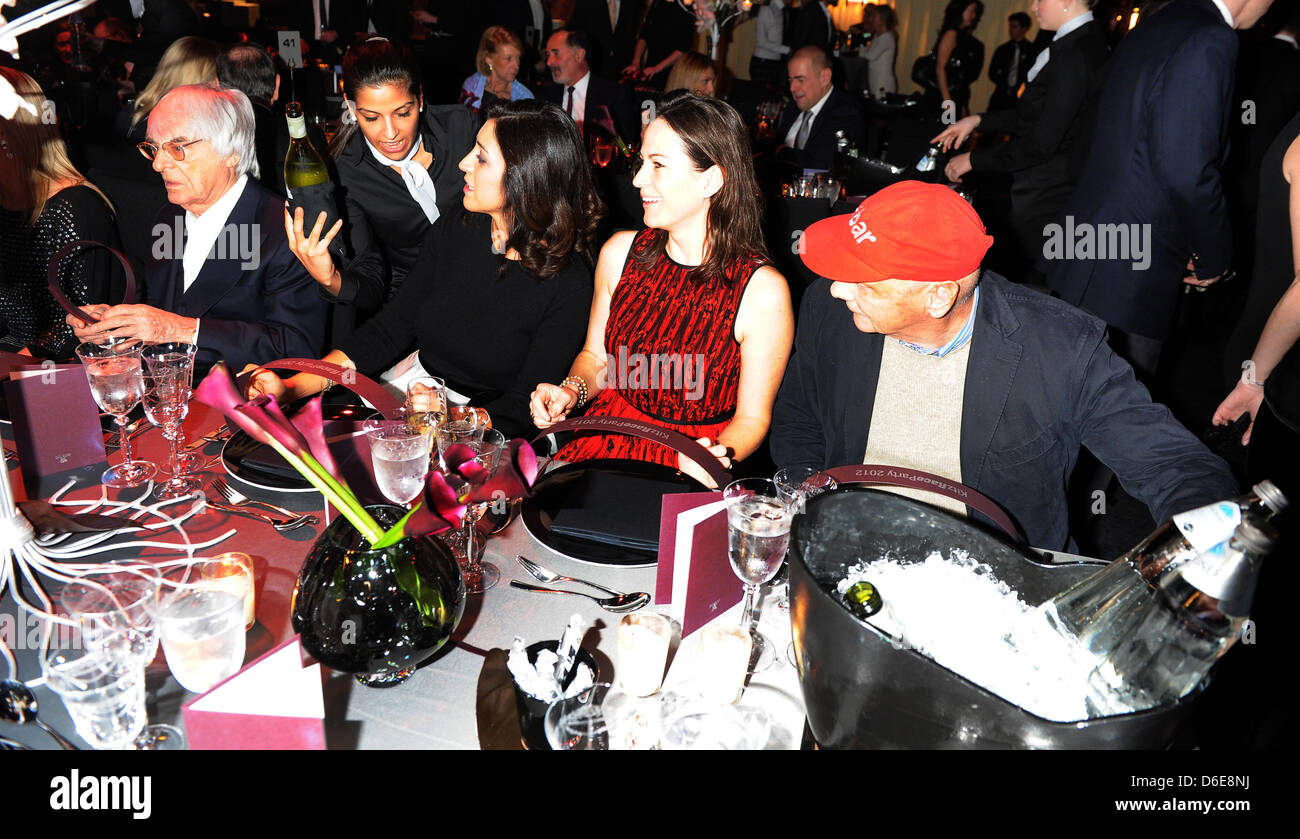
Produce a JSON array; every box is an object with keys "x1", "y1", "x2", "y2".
[{"x1": 531, "y1": 93, "x2": 794, "y2": 487}]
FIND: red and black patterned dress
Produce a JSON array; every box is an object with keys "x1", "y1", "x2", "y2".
[{"x1": 556, "y1": 228, "x2": 766, "y2": 468}]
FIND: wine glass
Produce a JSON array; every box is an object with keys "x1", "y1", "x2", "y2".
[
  {"x1": 58, "y1": 565, "x2": 186, "y2": 749},
  {"x1": 543, "y1": 683, "x2": 660, "y2": 750},
  {"x1": 773, "y1": 468, "x2": 838, "y2": 666},
  {"x1": 42, "y1": 630, "x2": 150, "y2": 750},
  {"x1": 153, "y1": 560, "x2": 249, "y2": 694},
  {"x1": 435, "y1": 405, "x2": 485, "y2": 466},
  {"x1": 142, "y1": 343, "x2": 200, "y2": 477},
  {"x1": 446, "y1": 428, "x2": 505, "y2": 594},
  {"x1": 364, "y1": 417, "x2": 432, "y2": 507},
  {"x1": 591, "y1": 135, "x2": 614, "y2": 168},
  {"x1": 723, "y1": 478, "x2": 795, "y2": 673},
  {"x1": 142, "y1": 364, "x2": 201, "y2": 500},
  {"x1": 405, "y1": 376, "x2": 448, "y2": 432},
  {"x1": 76, "y1": 341, "x2": 156, "y2": 488}
]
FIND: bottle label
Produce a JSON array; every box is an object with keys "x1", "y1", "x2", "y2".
[
  {"x1": 287, "y1": 115, "x2": 307, "y2": 139},
  {"x1": 1178, "y1": 542, "x2": 1233, "y2": 598},
  {"x1": 1173, "y1": 501, "x2": 1240, "y2": 553}
]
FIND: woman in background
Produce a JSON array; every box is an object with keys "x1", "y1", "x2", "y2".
[
  {"x1": 862, "y1": 3, "x2": 898, "y2": 97},
  {"x1": 531, "y1": 94, "x2": 793, "y2": 487},
  {"x1": 124, "y1": 36, "x2": 220, "y2": 137},
  {"x1": 664, "y1": 52, "x2": 717, "y2": 98},
  {"x1": 461, "y1": 26, "x2": 535, "y2": 112},
  {"x1": 931, "y1": 0, "x2": 985, "y2": 117},
  {"x1": 0, "y1": 68, "x2": 122, "y2": 360}
]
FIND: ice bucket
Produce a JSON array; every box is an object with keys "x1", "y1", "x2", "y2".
[{"x1": 788, "y1": 488, "x2": 1200, "y2": 749}]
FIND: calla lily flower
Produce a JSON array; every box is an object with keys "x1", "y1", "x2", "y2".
[{"x1": 402, "y1": 471, "x2": 468, "y2": 539}]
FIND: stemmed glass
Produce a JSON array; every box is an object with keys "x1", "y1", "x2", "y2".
[
  {"x1": 56, "y1": 565, "x2": 186, "y2": 749},
  {"x1": 42, "y1": 630, "x2": 151, "y2": 750},
  {"x1": 142, "y1": 343, "x2": 200, "y2": 478},
  {"x1": 436, "y1": 405, "x2": 485, "y2": 464},
  {"x1": 76, "y1": 340, "x2": 156, "y2": 488},
  {"x1": 723, "y1": 478, "x2": 795, "y2": 673},
  {"x1": 405, "y1": 376, "x2": 448, "y2": 435},
  {"x1": 442, "y1": 427, "x2": 505, "y2": 594},
  {"x1": 141, "y1": 347, "x2": 200, "y2": 500},
  {"x1": 364, "y1": 417, "x2": 433, "y2": 507}
]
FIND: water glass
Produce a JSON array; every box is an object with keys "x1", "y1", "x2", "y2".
[
  {"x1": 42, "y1": 637, "x2": 146, "y2": 750},
  {"x1": 723, "y1": 478, "x2": 794, "y2": 673},
  {"x1": 154, "y1": 560, "x2": 249, "y2": 694},
  {"x1": 76, "y1": 340, "x2": 156, "y2": 488},
  {"x1": 435, "y1": 405, "x2": 486, "y2": 464},
  {"x1": 450, "y1": 428, "x2": 505, "y2": 593},
  {"x1": 59, "y1": 564, "x2": 160, "y2": 666},
  {"x1": 364, "y1": 418, "x2": 433, "y2": 506},
  {"x1": 405, "y1": 376, "x2": 448, "y2": 433},
  {"x1": 772, "y1": 467, "x2": 838, "y2": 624},
  {"x1": 142, "y1": 342, "x2": 200, "y2": 485},
  {"x1": 658, "y1": 692, "x2": 771, "y2": 750}
]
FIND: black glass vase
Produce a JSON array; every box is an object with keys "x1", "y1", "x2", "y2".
[{"x1": 292, "y1": 505, "x2": 466, "y2": 687}]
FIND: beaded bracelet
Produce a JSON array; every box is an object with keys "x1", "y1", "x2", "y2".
[{"x1": 560, "y1": 375, "x2": 588, "y2": 408}]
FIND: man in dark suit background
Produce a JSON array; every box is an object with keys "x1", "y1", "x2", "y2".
[
  {"x1": 539, "y1": 27, "x2": 639, "y2": 142},
  {"x1": 787, "y1": 0, "x2": 838, "y2": 53},
  {"x1": 1044, "y1": 0, "x2": 1276, "y2": 381},
  {"x1": 776, "y1": 45, "x2": 865, "y2": 171},
  {"x1": 987, "y1": 11, "x2": 1036, "y2": 111},
  {"x1": 68, "y1": 86, "x2": 327, "y2": 374},
  {"x1": 567, "y1": 0, "x2": 643, "y2": 78}
]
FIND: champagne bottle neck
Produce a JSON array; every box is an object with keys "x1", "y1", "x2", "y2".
[{"x1": 287, "y1": 115, "x2": 308, "y2": 140}]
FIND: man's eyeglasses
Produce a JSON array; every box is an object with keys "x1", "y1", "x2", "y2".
[{"x1": 136, "y1": 139, "x2": 206, "y2": 162}]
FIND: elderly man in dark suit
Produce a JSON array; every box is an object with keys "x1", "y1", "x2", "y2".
[
  {"x1": 776, "y1": 45, "x2": 865, "y2": 171},
  {"x1": 771, "y1": 182, "x2": 1236, "y2": 550},
  {"x1": 69, "y1": 85, "x2": 327, "y2": 374},
  {"x1": 1044, "y1": 0, "x2": 1276, "y2": 380}
]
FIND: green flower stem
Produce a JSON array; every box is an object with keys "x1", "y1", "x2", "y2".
[{"x1": 261, "y1": 437, "x2": 384, "y2": 545}]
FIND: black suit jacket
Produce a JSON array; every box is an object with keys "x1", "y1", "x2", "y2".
[
  {"x1": 539, "y1": 74, "x2": 640, "y2": 143},
  {"x1": 776, "y1": 88, "x2": 866, "y2": 171},
  {"x1": 144, "y1": 181, "x2": 328, "y2": 374},
  {"x1": 1045, "y1": 0, "x2": 1236, "y2": 339},
  {"x1": 986, "y1": 37, "x2": 1037, "y2": 109},
  {"x1": 787, "y1": 2, "x2": 833, "y2": 53},
  {"x1": 971, "y1": 22, "x2": 1108, "y2": 244},
  {"x1": 569, "y1": 0, "x2": 644, "y2": 76},
  {"x1": 770, "y1": 272, "x2": 1238, "y2": 550}
]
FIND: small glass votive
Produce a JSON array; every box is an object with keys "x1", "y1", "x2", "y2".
[
  {"x1": 201, "y1": 553, "x2": 255, "y2": 630},
  {"x1": 617, "y1": 613, "x2": 671, "y2": 697},
  {"x1": 696, "y1": 624, "x2": 752, "y2": 704}
]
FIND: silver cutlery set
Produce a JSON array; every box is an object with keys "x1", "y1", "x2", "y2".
[{"x1": 510, "y1": 555, "x2": 650, "y2": 613}]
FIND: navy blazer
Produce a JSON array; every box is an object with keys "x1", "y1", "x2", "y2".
[
  {"x1": 144, "y1": 179, "x2": 328, "y2": 374},
  {"x1": 1044, "y1": 0, "x2": 1237, "y2": 339},
  {"x1": 770, "y1": 272, "x2": 1238, "y2": 550}
]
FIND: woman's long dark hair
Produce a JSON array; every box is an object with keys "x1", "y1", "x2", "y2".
[
  {"x1": 330, "y1": 38, "x2": 422, "y2": 157},
  {"x1": 486, "y1": 99, "x2": 604, "y2": 279},
  {"x1": 939, "y1": 0, "x2": 984, "y2": 35},
  {"x1": 634, "y1": 92, "x2": 768, "y2": 285}
]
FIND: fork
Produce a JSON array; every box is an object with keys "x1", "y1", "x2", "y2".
[
  {"x1": 183, "y1": 423, "x2": 232, "y2": 451},
  {"x1": 205, "y1": 499, "x2": 317, "y2": 531},
  {"x1": 515, "y1": 555, "x2": 627, "y2": 598},
  {"x1": 211, "y1": 479, "x2": 304, "y2": 520}
]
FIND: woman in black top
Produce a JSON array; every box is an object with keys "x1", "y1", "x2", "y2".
[
  {"x1": 0, "y1": 68, "x2": 124, "y2": 360},
  {"x1": 253, "y1": 100, "x2": 603, "y2": 438},
  {"x1": 930, "y1": 0, "x2": 986, "y2": 117},
  {"x1": 287, "y1": 38, "x2": 478, "y2": 337}
]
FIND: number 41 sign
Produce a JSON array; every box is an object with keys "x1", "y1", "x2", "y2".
[{"x1": 280, "y1": 31, "x2": 303, "y2": 69}]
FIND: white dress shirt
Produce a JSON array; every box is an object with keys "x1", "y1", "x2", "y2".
[
  {"x1": 784, "y1": 86, "x2": 833, "y2": 149},
  {"x1": 182, "y1": 175, "x2": 248, "y2": 293},
  {"x1": 1025, "y1": 11, "x2": 1094, "y2": 83},
  {"x1": 753, "y1": 0, "x2": 790, "y2": 60},
  {"x1": 1210, "y1": 0, "x2": 1234, "y2": 27},
  {"x1": 565, "y1": 71, "x2": 592, "y2": 133}
]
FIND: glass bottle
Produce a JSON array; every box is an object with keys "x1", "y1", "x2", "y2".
[
  {"x1": 283, "y1": 101, "x2": 330, "y2": 196},
  {"x1": 1085, "y1": 521, "x2": 1276, "y2": 716}
]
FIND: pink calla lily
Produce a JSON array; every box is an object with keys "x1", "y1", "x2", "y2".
[
  {"x1": 288, "y1": 396, "x2": 340, "y2": 480},
  {"x1": 402, "y1": 471, "x2": 468, "y2": 538}
]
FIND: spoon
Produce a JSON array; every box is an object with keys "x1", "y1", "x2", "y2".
[
  {"x1": 509, "y1": 581, "x2": 650, "y2": 613},
  {"x1": 0, "y1": 680, "x2": 81, "y2": 750}
]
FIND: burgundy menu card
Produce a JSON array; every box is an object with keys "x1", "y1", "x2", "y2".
[
  {"x1": 4, "y1": 363, "x2": 108, "y2": 498},
  {"x1": 655, "y1": 492, "x2": 741, "y2": 638}
]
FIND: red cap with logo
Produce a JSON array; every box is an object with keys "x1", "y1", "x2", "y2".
[{"x1": 799, "y1": 181, "x2": 994, "y2": 283}]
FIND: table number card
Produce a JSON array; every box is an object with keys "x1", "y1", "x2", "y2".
[
  {"x1": 4, "y1": 363, "x2": 108, "y2": 498},
  {"x1": 183, "y1": 635, "x2": 325, "y2": 750},
  {"x1": 656, "y1": 493, "x2": 741, "y2": 637},
  {"x1": 279, "y1": 30, "x2": 303, "y2": 69}
]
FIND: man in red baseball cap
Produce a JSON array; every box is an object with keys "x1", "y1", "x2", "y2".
[{"x1": 771, "y1": 181, "x2": 1236, "y2": 550}]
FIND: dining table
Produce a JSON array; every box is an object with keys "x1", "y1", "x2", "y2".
[{"x1": 0, "y1": 402, "x2": 809, "y2": 750}]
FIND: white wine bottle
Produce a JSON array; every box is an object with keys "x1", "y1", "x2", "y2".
[{"x1": 283, "y1": 101, "x2": 330, "y2": 196}]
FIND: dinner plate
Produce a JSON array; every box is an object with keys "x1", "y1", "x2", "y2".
[
  {"x1": 520, "y1": 458, "x2": 704, "y2": 568},
  {"x1": 221, "y1": 400, "x2": 373, "y2": 494}
]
